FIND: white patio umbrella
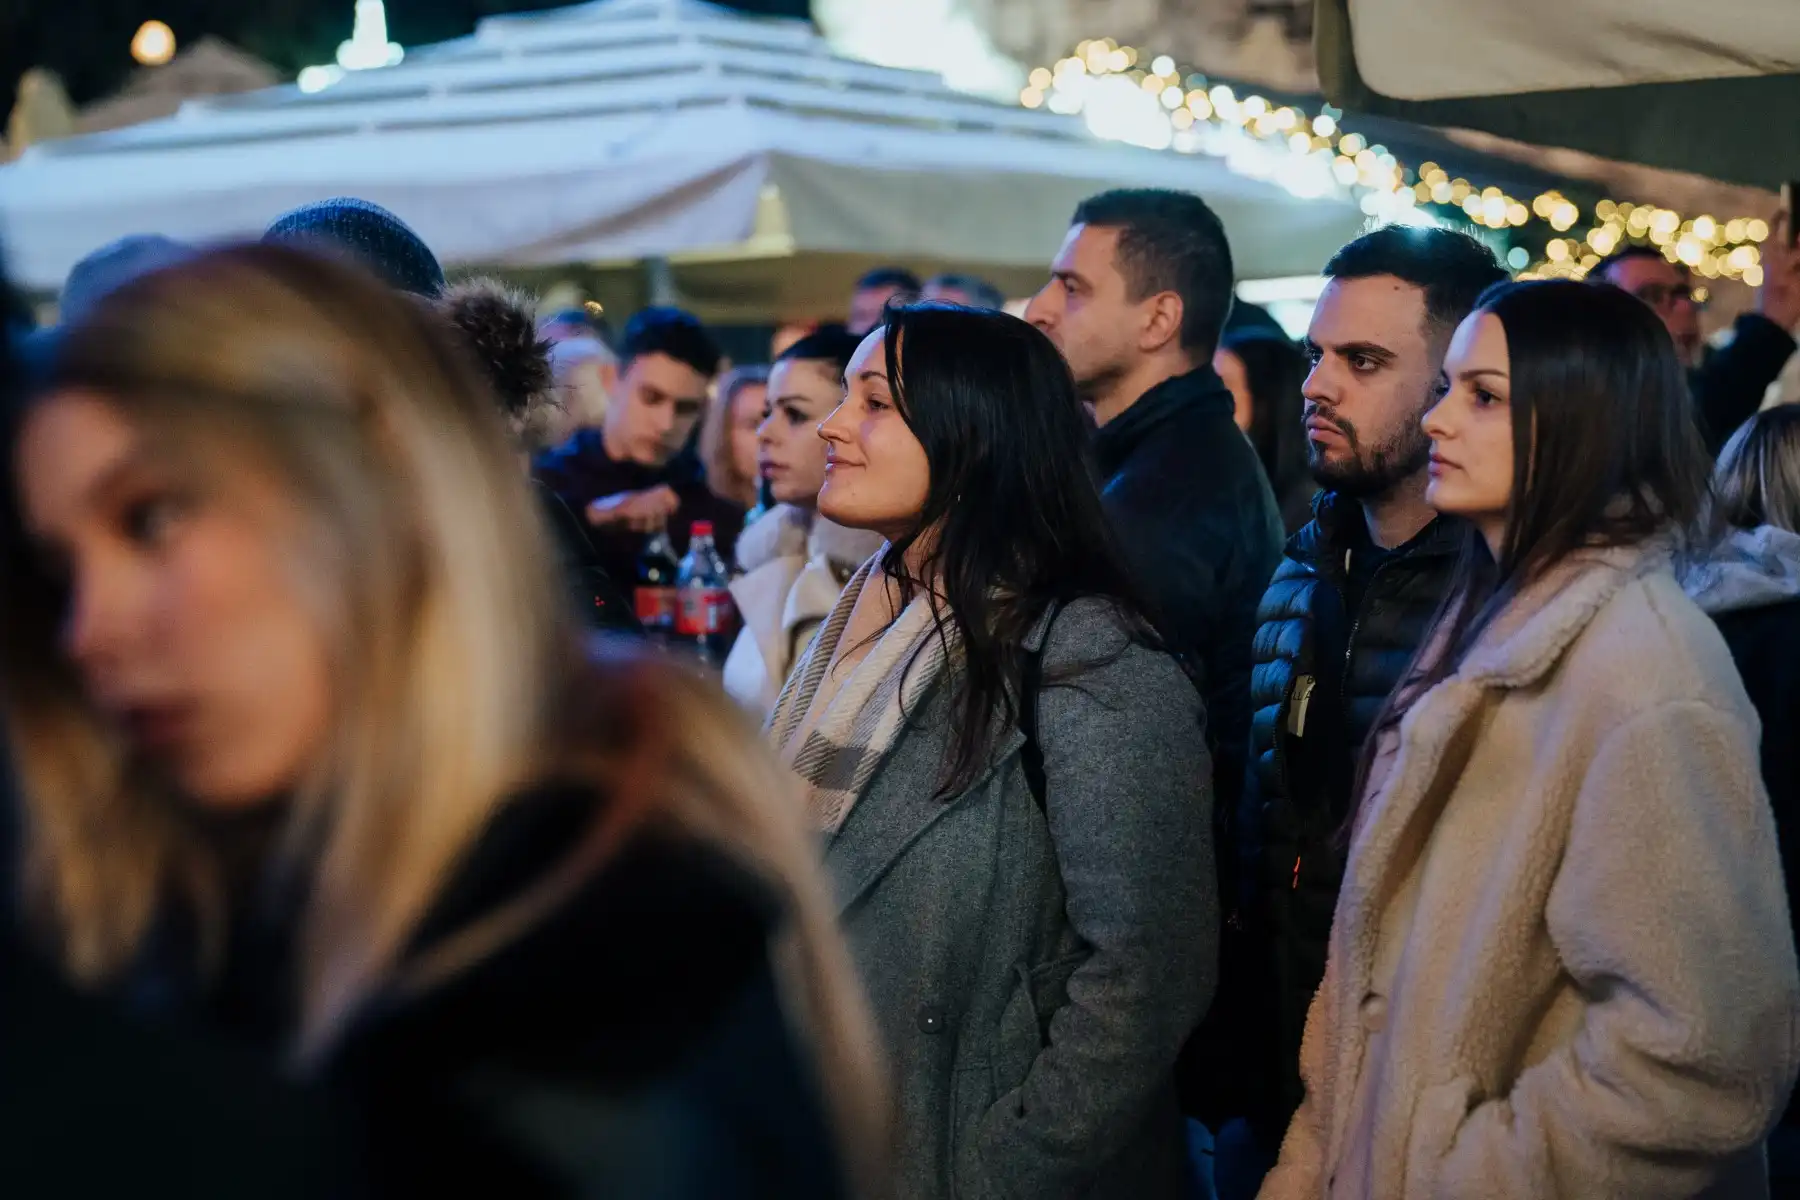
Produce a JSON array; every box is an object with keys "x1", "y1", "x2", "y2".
[
  {"x1": 1315, "y1": 0, "x2": 1800, "y2": 190},
  {"x1": 0, "y1": 0, "x2": 1365, "y2": 298}
]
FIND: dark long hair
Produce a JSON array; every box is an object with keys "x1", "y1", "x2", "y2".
[
  {"x1": 877, "y1": 303, "x2": 1150, "y2": 797},
  {"x1": 1347, "y1": 279, "x2": 1709, "y2": 833},
  {"x1": 1221, "y1": 330, "x2": 1309, "y2": 507}
]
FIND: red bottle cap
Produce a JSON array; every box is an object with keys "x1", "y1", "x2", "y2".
[{"x1": 690, "y1": 520, "x2": 715, "y2": 537}]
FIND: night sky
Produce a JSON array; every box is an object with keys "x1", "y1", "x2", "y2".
[{"x1": 1, "y1": 0, "x2": 811, "y2": 110}]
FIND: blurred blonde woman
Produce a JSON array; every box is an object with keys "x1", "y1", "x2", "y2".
[
  {"x1": 703, "y1": 364, "x2": 770, "y2": 512},
  {"x1": 0, "y1": 244, "x2": 884, "y2": 1197}
]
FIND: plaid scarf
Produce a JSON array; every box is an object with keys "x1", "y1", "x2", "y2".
[{"x1": 767, "y1": 550, "x2": 956, "y2": 834}]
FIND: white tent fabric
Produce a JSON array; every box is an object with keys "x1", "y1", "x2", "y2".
[
  {"x1": 0, "y1": 0, "x2": 1364, "y2": 291},
  {"x1": 1348, "y1": 0, "x2": 1800, "y2": 100}
]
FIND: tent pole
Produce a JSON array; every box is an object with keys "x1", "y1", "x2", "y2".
[{"x1": 643, "y1": 255, "x2": 678, "y2": 307}]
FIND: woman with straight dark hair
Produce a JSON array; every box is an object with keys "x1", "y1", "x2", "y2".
[
  {"x1": 769, "y1": 304, "x2": 1214, "y2": 1198},
  {"x1": 1262, "y1": 281, "x2": 1800, "y2": 1199}
]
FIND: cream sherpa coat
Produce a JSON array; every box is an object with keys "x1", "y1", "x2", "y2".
[
  {"x1": 721, "y1": 504, "x2": 882, "y2": 718},
  {"x1": 1261, "y1": 540, "x2": 1800, "y2": 1200}
]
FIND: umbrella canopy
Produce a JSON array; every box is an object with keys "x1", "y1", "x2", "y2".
[
  {"x1": 0, "y1": 0, "x2": 1365, "y2": 295},
  {"x1": 1315, "y1": 0, "x2": 1800, "y2": 190}
]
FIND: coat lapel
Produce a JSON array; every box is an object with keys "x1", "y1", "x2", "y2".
[{"x1": 823, "y1": 689, "x2": 1024, "y2": 915}]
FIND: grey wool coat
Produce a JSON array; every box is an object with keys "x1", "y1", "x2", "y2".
[{"x1": 825, "y1": 598, "x2": 1217, "y2": 1199}]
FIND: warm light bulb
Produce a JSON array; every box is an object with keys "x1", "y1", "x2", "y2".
[{"x1": 132, "y1": 20, "x2": 177, "y2": 66}]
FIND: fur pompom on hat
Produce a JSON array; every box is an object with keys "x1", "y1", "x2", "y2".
[{"x1": 437, "y1": 278, "x2": 561, "y2": 451}]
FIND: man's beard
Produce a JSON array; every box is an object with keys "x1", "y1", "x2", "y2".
[{"x1": 1307, "y1": 410, "x2": 1432, "y2": 500}]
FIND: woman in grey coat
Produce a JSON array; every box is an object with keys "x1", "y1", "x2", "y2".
[{"x1": 769, "y1": 304, "x2": 1217, "y2": 1198}]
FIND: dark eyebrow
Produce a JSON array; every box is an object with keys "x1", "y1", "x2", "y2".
[
  {"x1": 844, "y1": 368, "x2": 889, "y2": 388},
  {"x1": 1327, "y1": 341, "x2": 1398, "y2": 365},
  {"x1": 1459, "y1": 367, "x2": 1510, "y2": 382}
]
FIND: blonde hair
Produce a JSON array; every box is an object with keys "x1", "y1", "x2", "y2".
[
  {"x1": 702, "y1": 364, "x2": 768, "y2": 509},
  {"x1": 1, "y1": 246, "x2": 884, "y2": 1179},
  {"x1": 1712, "y1": 405, "x2": 1800, "y2": 535}
]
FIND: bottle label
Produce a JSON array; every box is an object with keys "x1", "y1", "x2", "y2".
[
  {"x1": 635, "y1": 585, "x2": 678, "y2": 629},
  {"x1": 676, "y1": 586, "x2": 734, "y2": 636}
]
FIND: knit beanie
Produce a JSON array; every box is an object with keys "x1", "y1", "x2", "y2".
[{"x1": 264, "y1": 197, "x2": 445, "y2": 297}]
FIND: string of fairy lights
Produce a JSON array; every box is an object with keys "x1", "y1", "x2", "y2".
[{"x1": 1021, "y1": 38, "x2": 1771, "y2": 289}]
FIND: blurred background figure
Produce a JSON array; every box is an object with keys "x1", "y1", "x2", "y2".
[
  {"x1": 722, "y1": 328, "x2": 880, "y2": 716},
  {"x1": 847, "y1": 265, "x2": 920, "y2": 335},
  {"x1": 438, "y1": 278, "x2": 638, "y2": 633},
  {"x1": 771, "y1": 306, "x2": 1213, "y2": 1198},
  {"x1": 1683, "y1": 404, "x2": 1800, "y2": 1187},
  {"x1": 1, "y1": 244, "x2": 885, "y2": 1197},
  {"x1": 535, "y1": 306, "x2": 744, "y2": 586},
  {"x1": 547, "y1": 335, "x2": 616, "y2": 444},
  {"x1": 1214, "y1": 329, "x2": 1314, "y2": 533},
  {"x1": 538, "y1": 304, "x2": 613, "y2": 347},
  {"x1": 919, "y1": 271, "x2": 1005, "y2": 311},
  {"x1": 701, "y1": 364, "x2": 770, "y2": 514},
  {"x1": 1596, "y1": 213, "x2": 1800, "y2": 456}
]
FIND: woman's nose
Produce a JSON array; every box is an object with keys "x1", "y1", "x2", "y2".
[{"x1": 818, "y1": 403, "x2": 851, "y2": 444}]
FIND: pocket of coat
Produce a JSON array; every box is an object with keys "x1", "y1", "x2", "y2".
[
  {"x1": 1403, "y1": 1076, "x2": 1476, "y2": 1191},
  {"x1": 993, "y1": 953, "x2": 1087, "y2": 1098}
]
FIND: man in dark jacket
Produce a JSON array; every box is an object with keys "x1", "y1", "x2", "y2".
[
  {"x1": 535, "y1": 306, "x2": 743, "y2": 587},
  {"x1": 1025, "y1": 189, "x2": 1282, "y2": 830},
  {"x1": 1214, "y1": 227, "x2": 1506, "y2": 1194},
  {"x1": 1597, "y1": 222, "x2": 1800, "y2": 456}
]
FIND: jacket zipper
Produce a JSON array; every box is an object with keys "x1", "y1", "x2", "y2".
[{"x1": 1292, "y1": 547, "x2": 1398, "y2": 892}]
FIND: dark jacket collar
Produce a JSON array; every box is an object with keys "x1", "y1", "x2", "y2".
[
  {"x1": 1092, "y1": 365, "x2": 1235, "y2": 478},
  {"x1": 1287, "y1": 490, "x2": 1465, "y2": 572}
]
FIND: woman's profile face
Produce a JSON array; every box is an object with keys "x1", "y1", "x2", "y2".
[
  {"x1": 817, "y1": 329, "x2": 930, "y2": 538},
  {"x1": 18, "y1": 390, "x2": 335, "y2": 810},
  {"x1": 757, "y1": 358, "x2": 835, "y2": 507},
  {"x1": 1422, "y1": 311, "x2": 1515, "y2": 546}
]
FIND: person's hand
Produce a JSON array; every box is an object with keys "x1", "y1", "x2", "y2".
[
  {"x1": 1757, "y1": 209, "x2": 1800, "y2": 333},
  {"x1": 586, "y1": 485, "x2": 679, "y2": 533}
]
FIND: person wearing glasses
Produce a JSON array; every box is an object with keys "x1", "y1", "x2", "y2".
[{"x1": 1596, "y1": 215, "x2": 1800, "y2": 456}]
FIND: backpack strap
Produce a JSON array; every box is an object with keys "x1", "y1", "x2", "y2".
[{"x1": 1018, "y1": 602, "x2": 1064, "y2": 814}]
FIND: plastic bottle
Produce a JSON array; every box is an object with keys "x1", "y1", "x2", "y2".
[
  {"x1": 634, "y1": 528, "x2": 679, "y2": 639},
  {"x1": 675, "y1": 520, "x2": 736, "y2": 666}
]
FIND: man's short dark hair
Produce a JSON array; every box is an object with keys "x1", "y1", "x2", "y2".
[
  {"x1": 1323, "y1": 226, "x2": 1508, "y2": 338},
  {"x1": 1595, "y1": 244, "x2": 1681, "y2": 283},
  {"x1": 616, "y1": 306, "x2": 722, "y2": 378},
  {"x1": 854, "y1": 266, "x2": 922, "y2": 295},
  {"x1": 923, "y1": 272, "x2": 1006, "y2": 310},
  {"x1": 1072, "y1": 188, "x2": 1235, "y2": 357}
]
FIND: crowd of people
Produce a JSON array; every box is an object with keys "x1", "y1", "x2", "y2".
[{"x1": 3, "y1": 178, "x2": 1800, "y2": 1200}]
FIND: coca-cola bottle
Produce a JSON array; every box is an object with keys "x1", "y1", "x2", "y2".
[
  {"x1": 676, "y1": 520, "x2": 736, "y2": 666},
  {"x1": 634, "y1": 528, "x2": 679, "y2": 640}
]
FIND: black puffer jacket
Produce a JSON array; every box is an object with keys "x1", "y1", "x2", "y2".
[
  {"x1": 1094, "y1": 366, "x2": 1283, "y2": 823},
  {"x1": 1227, "y1": 492, "x2": 1460, "y2": 1135}
]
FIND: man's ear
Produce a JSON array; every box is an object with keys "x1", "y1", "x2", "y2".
[{"x1": 1138, "y1": 290, "x2": 1186, "y2": 356}]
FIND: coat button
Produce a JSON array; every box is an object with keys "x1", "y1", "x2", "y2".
[
  {"x1": 917, "y1": 1004, "x2": 947, "y2": 1035},
  {"x1": 1359, "y1": 993, "x2": 1388, "y2": 1033}
]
